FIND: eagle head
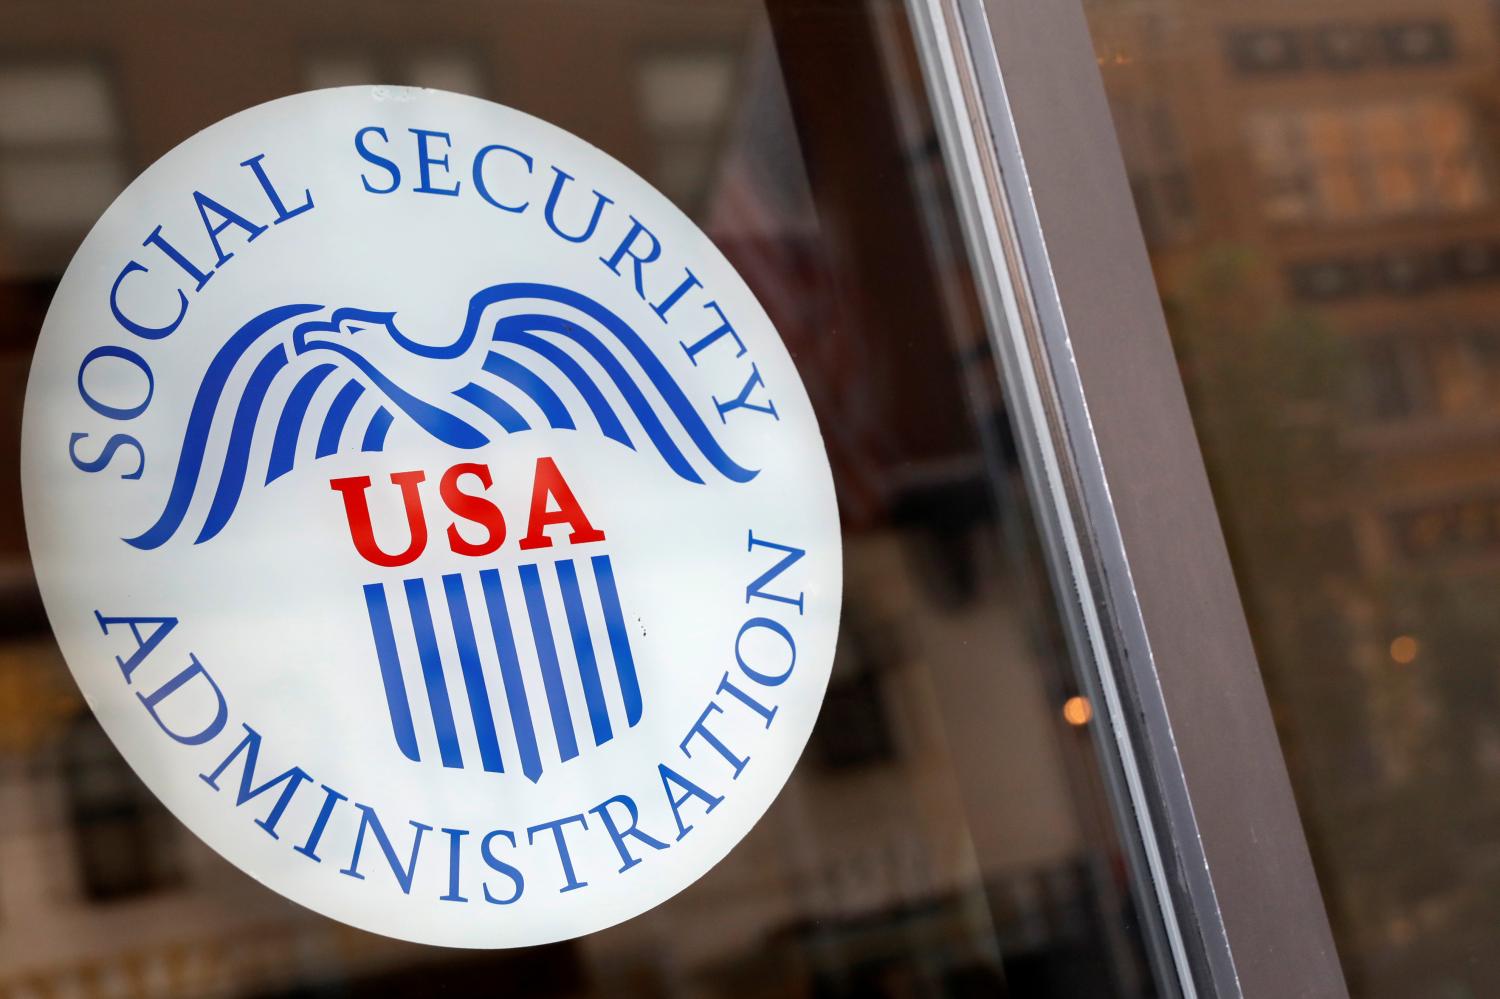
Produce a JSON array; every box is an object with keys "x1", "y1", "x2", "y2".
[
  {"x1": 292, "y1": 306, "x2": 475, "y2": 367},
  {"x1": 292, "y1": 308, "x2": 402, "y2": 356}
]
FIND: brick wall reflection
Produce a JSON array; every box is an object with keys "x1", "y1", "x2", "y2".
[{"x1": 1091, "y1": 0, "x2": 1500, "y2": 994}]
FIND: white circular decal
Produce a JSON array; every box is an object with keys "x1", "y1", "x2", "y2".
[{"x1": 22, "y1": 87, "x2": 841, "y2": 947}]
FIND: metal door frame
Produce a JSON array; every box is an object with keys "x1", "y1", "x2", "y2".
[{"x1": 902, "y1": 1, "x2": 1349, "y2": 995}]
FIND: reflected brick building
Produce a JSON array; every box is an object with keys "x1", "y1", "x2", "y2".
[{"x1": 1090, "y1": 0, "x2": 1500, "y2": 994}]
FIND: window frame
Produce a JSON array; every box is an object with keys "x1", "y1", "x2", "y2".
[{"x1": 904, "y1": 1, "x2": 1350, "y2": 996}]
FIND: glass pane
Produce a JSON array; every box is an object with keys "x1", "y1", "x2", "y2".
[
  {"x1": 1, "y1": 2, "x2": 1169, "y2": 997},
  {"x1": 1085, "y1": 0, "x2": 1500, "y2": 995}
]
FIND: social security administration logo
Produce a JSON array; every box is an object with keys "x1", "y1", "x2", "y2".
[{"x1": 22, "y1": 88, "x2": 841, "y2": 947}]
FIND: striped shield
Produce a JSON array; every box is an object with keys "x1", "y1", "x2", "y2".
[{"x1": 360, "y1": 554, "x2": 641, "y2": 783}]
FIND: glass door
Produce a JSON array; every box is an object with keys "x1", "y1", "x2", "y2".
[{"x1": 0, "y1": 2, "x2": 1187, "y2": 997}]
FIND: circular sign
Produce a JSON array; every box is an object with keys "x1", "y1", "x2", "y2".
[{"x1": 23, "y1": 87, "x2": 841, "y2": 947}]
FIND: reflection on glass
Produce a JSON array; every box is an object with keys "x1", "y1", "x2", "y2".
[
  {"x1": 0, "y1": 65, "x2": 120, "y2": 145},
  {"x1": 638, "y1": 48, "x2": 737, "y2": 212},
  {"x1": 1, "y1": 2, "x2": 1162, "y2": 996},
  {"x1": 0, "y1": 63, "x2": 126, "y2": 263},
  {"x1": 1245, "y1": 99, "x2": 1486, "y2": 224},
  {"x1": 302, "y1": 49, "x2": 487, "y2": 96},
  {"x1": 1089, "y1": 0, "x2": 1500, "y2": 994}
]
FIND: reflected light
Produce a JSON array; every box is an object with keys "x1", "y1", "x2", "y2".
[
  {"x1": 1389, "y1": 635, "x2": 1420, "y2": 665},
  {"x1": 1063, "y1": 696, "x2": 1093, "y2": 727}
]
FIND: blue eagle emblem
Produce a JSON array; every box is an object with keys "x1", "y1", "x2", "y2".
[{"x1": 128, "y1": 282, "x2": 758, "y2": 549}]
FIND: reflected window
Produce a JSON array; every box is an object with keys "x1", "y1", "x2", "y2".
[
  {"x1": 637, "y1": 49, "x2": 737, "y2": 212},
  {"x1": 1227, "y1": 21, "x2": 1454, "y2": 75},
  {"x1": 1353, "y1": 330, "x2": 1500, "y2": 424},
  {"x1": 1227, "y1": 28, "x2": 1305, "y2": 74},
  {"x1": 1357, "y1": 337, "x2": 1423, "y2": 421},
  {"x1": 1287, "y1": 242, "x2": 1500, "y2": 301},
  {"x1": 1381, "y1": 21, "x2": 1453, "y2": 66},
  {"x1": 304, "y1": 49, "x2": 487, "y2": 95},
  {"x1": 812, "y1": 603, "x2": 900, "y2": 771},
  {"x1": 1315, "y1": 25, "x2": 1372, "y2": 72},
  {"x1": 61, "y1": 716, "x2": 180, "y2": 901},
  {"x1": 1391, "y1": 494, "x2": 1500, "y2": 562},
  {"x1": 0, "y1": 63, "x2": 126, "y2": 265},
  {"x1": 304, "y1": 52, "x2": 381, "y2": 91},
  {"x1": 1248, "y1": 98, "x2": 1488, "y2": 224},
  {"x1": 1108, "y1": 97, "x2": 1195, "y2": 242}
]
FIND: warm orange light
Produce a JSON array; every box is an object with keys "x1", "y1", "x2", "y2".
[
  {"x1": 1390, "y1": 635, "x2": 1419, "y2": 665},
  {"x1": 1063, "y1": 696, "x2": 1093, "y2": 727}
]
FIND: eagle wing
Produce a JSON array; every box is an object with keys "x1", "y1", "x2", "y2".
[
  {"x1": 126, "y1": 285, "x2": 756, "y2": 551},
  {"x1": 452, "y1": 282, "x2": 759, "y2": 487}
]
